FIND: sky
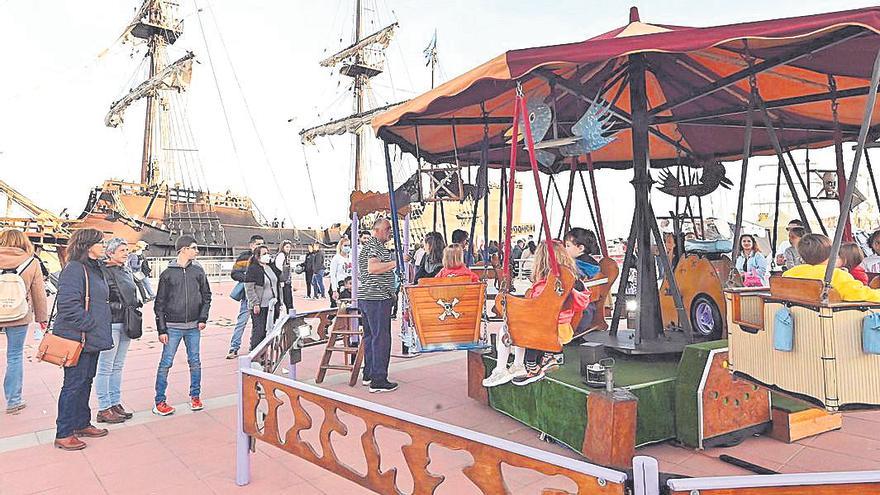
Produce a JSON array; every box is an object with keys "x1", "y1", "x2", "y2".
[{"x1": 1, "y1": 0, "x2": 878, "y2": 239}]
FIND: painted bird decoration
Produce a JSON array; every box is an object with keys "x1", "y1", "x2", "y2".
[
  {"x1": 656, "y1": 162, "x2": 733, "y2": 197},
  {"x1": 559, "y1": 98, "x2": 619, "y2": 157}
]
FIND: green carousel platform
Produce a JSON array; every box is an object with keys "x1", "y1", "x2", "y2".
[{"x1": 468, "y1": 340, "x2": 774, "y2": 467}]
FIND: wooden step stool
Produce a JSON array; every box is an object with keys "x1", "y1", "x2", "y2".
[{"x1": 315, "y1": 305, "x2": 364, "y2": 387}]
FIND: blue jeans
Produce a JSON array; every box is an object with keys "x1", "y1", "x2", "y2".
[
  {"x1": 312, "y1": 270, "x2": 327, "y2": 297},
  {"x1": 3, "y1": 325, "x2": 28, "y2": 408},
  {"x1": 56, "y1": 351, "x2": 99, "y2": 438},
  {"x1": 95, "y1": 324, "x2": 131, "y2": 410},
  {"x1": 154, "y1": 327, "x2": 201, "y2": 404},
  {"x1": 312, "y1": 269, "x2": 326, "y2": 297},
  {"x1": 230, "y1": 297, "x2": 249, "y2": 352},
  {"x1": 360, "y1": 298, "x2": 392, "y2": 383}
]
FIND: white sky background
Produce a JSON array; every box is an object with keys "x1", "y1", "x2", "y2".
[{"x1": 1, "y1": 0, "x2": 878, "y2": 239}]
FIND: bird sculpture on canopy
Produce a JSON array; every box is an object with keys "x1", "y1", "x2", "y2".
[
  {"x1": 656, "y1": 162, "x2": 733, "y2": 197},
  {"x1": 522, "y1": 98, "x2": 619, "y2": 168}
]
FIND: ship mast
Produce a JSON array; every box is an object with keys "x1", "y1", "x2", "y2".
[
  {"x1": 128, "y1": 0, "x2": 182, "y2": 187},
  {"x1": 353, "y1": 0, "x2": 364, "y2": 191},
  {"x1": 300, "y1": 1, "x2": 399, "y2": 191}
]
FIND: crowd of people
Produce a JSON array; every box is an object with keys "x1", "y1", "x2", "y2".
[
  {"x1": 8, "y1": 215, "x2": 880, "y2": 451},
  {"x1": 0, "y1": 228, "x2": 211, "y2": 451}
]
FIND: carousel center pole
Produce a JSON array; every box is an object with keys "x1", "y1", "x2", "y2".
[{"x1": 629, "y1": 53, "x2": 662, "y2": 342}]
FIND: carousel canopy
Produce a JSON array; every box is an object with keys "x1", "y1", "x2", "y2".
[{"x1": 373, "y1": 6, "x2": 880, "y2": 171}]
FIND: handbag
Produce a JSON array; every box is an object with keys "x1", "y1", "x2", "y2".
[
  {"x1": 37, "y1": 265, "x2": 87, "y2": 367},
  {"x1": 230, "y1": 282, "x2": 245, "y2": 302},
  {"x1": 111, "y1": 268, "x2": 143, "y2": 339}
]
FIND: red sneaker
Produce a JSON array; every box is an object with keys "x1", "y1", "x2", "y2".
[
  {"x1": 190, "y1": 397, "x2": 204, "y2": 411},
  {"x1": 152, "y1": 401, "x2": 175, "y2": 416}
]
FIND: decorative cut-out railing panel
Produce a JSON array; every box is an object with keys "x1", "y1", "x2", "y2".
[{"x1": 241, "y1": 370, "x2": 627, "y2": 495}]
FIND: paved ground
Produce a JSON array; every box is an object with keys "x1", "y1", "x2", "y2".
[{"x1": 2, "y1": 279, "x2": 879, "y2": 494}]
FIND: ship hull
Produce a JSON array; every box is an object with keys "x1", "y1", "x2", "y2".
[{"x1": 73, "y1": 181, "x2": 317, "y2": 256}]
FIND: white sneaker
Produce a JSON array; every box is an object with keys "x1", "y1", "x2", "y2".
[
  {"x1": 508, "y1": 364, "x2": 527, "y2": 378},
  {"x1": 482, "y1": 367, "x2": 514, "y2": 387}
]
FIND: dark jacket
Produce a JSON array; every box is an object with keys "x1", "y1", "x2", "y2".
[
  {"x1": 154, "y1": 260, "x2": 212, "y2": 334},
  {"x1": 303, "y1": 251, "x2": 315, "y2": 275},
  {"x1": 231, "y1": 249, "x2": 253, "y2": 283},
  {"x1": 310, "y1": 250, "x2": 325, "y2": 273},
  {"x1": 103, "y1": 264, "x2": 142, "y2": 325},
  {"x1": 54, "y1": 259, "x2": 113, "y2": 353}
]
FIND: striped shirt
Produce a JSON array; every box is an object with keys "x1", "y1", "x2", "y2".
[{"x1": 358, "y1": 236, "x2": 395, "y2": 300}]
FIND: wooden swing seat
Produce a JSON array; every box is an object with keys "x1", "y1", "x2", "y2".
[
  {"x1": 728, "y1": 276, "x2": 880, "y2": 411},
  {"x1": 584, "y1": 257, "x2": 619, "y2": 332},
  {"x1": 405, "y1": 276, "x2": 487, "y2": 352},
  {"x1": 501, "y1": 269, "x2": 576, "y2": 353}
]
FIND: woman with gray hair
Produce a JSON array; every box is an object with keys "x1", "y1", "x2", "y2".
[{"x1": 95, "y1": 237, "x2": 143, "y2": 424}]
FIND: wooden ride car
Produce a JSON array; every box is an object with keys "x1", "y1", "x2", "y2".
[
  {"x1": 405, "y1": 276, "x2": 487, "y2": 352},
  {"x1": 727, "y1": 277, "x2": 880, "y2": 411}
]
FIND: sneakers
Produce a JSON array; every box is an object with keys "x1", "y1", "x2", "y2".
[
  {"x1": 226, "y1": 349, "x2": 238, "y2": 360},
  {"x1": 540, "y1": 353, "x2": 564, "y2": 373},
  {"x1": 369, "y1": 380, "x2": 399, "y2": 393},
  {"x1": 512, "y1": 363, "x2": 545, "y2": 386},
  {"x1": 361, "y1": 374, "x2": 371, "y2": 386},
  {"x1": 508, "y1": 364, "x2": 527, "y2": 378},
  {"x1": 190, "y1": 397, "x2": 204, "y2": 411},
  {"x1": 5, "y1": 402, "x2": 26, "y2": 414},
  {"x1": 152, "y1": 401, "x2": 175, "y2": 416},
  {"x1": 482, "y1": 367, "x2": 514, "y2": 387}
]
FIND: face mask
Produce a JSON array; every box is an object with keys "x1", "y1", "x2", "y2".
[
  {"x1": 259, "y1": 254, "x2": 271, "y2": 264},
  {"x1": 343, "y1": 246, "x2": 351, "y2": 255}
]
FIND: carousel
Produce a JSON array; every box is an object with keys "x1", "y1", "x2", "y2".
[{"x1": 365, "y1": 4, "x2": 880, "y2": 482}]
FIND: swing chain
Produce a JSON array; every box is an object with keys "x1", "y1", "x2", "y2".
[
  {"x1": 829, "y1": 75, "x2": 840, "y2": 116},
  {"x1": 515, "y1": 80, "x2": 524, "y2": 98}
]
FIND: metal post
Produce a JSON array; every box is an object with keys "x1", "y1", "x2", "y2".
[
  {"x1": 401, "y1": 214, "x2": 411, "y2": 355},
  {"x1": 629, "y1": 52, "x2": 662, "y2": 340},
  {"x1": 235, "y1": 355, "x2": 251, "y2": 486},
  {"x1": 864, "y1": 151, "x2": 880, "y2": 213},
  {"x1": 824, "y1": 48, "x2": 880, "y2": 292},
  {"x1": 632, "y1": 456, "x2": 660, "y2": 495},
  {"x1": 785, "y1": 148, "x2": 827, "y2": 235},
  {"x1": 383, "y1": 142, "x2": 406, "y2": 268},
  {"x1": 351, "y1": 212, "x2": 359, "y2": 309},
  {"x1": 756, "y1": 95, "x2": 812, "y2": 233},
  {"x1": 730, "y1": 93, "x2": 754, "y2": 265},
  {"x1": 586, "y1": 155, "x2": 609, "y2": 257}
]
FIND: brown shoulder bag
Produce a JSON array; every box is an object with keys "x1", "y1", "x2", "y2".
[{"x1": 37, "y1": 265, "x2": 88, "y2": 367}]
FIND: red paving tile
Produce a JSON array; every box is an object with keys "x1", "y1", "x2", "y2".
[{"x1": 3, "y1": 280, "x2": 880, "y2": 493}]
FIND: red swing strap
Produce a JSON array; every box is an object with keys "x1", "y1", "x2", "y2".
[
  {"x1": 502, "y1": 92, "x2": 521, "y2": 282},
  {"x1": 518, "y1": 88, "x2": 561, "y2": 278}
]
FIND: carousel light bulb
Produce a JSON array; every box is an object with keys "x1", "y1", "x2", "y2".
[{"x1": 626, "y1": 299, "x2": 638, "y2": 312}]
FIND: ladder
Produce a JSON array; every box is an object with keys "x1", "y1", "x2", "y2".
[{"x1": 315, "y1": 305, "x2": 364, "y2": 387}]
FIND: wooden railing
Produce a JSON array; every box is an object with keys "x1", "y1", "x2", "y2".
[
  {"x1": 234, "y1": 311, "x2": 880, "y2": 495},
  {"x1": 238, "y1": 367, "x2": 627, "y2": 494}
]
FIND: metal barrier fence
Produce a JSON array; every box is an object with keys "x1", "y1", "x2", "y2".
[{"x1": 149, "y1": 256, "x2": 234, "y2": 282}]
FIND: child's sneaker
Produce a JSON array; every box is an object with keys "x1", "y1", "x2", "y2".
[
  {"x1": 190, "y1": 397, "x2": 204, "y2": 411},
  {"x1": 152, "y1": 401, "x2": 175, "y2": 416},
  {"x1": 482, "y1": 367, "x2": 513, "y2": 387},
  {"x1": 507, "y1": 364, "x2": 528, "y2": 378},
  {"x1": 512, "y1": 363, "x2": 545, "y2": 386},
  {"x1": 540, "y1": 353, "x2": 564, "y2": 373}
]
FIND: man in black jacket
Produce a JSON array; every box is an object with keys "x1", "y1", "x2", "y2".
[
  {"x1": 152, "y1": 235, "x2": 212, "y2": 416},
  {"x1": 227, "y1": 235, "x2": 263, "y2": 359}
]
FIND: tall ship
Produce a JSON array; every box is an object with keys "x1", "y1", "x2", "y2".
[
  {"x1": 74, "y1": 0, "x2": 326, "y2": 256},
  {"x1": 298, "y1": 0, "x2": 534, "y2": 243}
]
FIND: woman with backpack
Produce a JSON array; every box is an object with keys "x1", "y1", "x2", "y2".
[
  {"x1": 95, "y1": 238, "x2": 143, "y2": 425},
  {"x1": 0, "y1": 229, "x2": 48, "y2": 415}
]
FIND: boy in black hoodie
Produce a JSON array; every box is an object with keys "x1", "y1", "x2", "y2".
[{"x1": 152, "y1": 235, "x2": 212, "y2": 416}]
